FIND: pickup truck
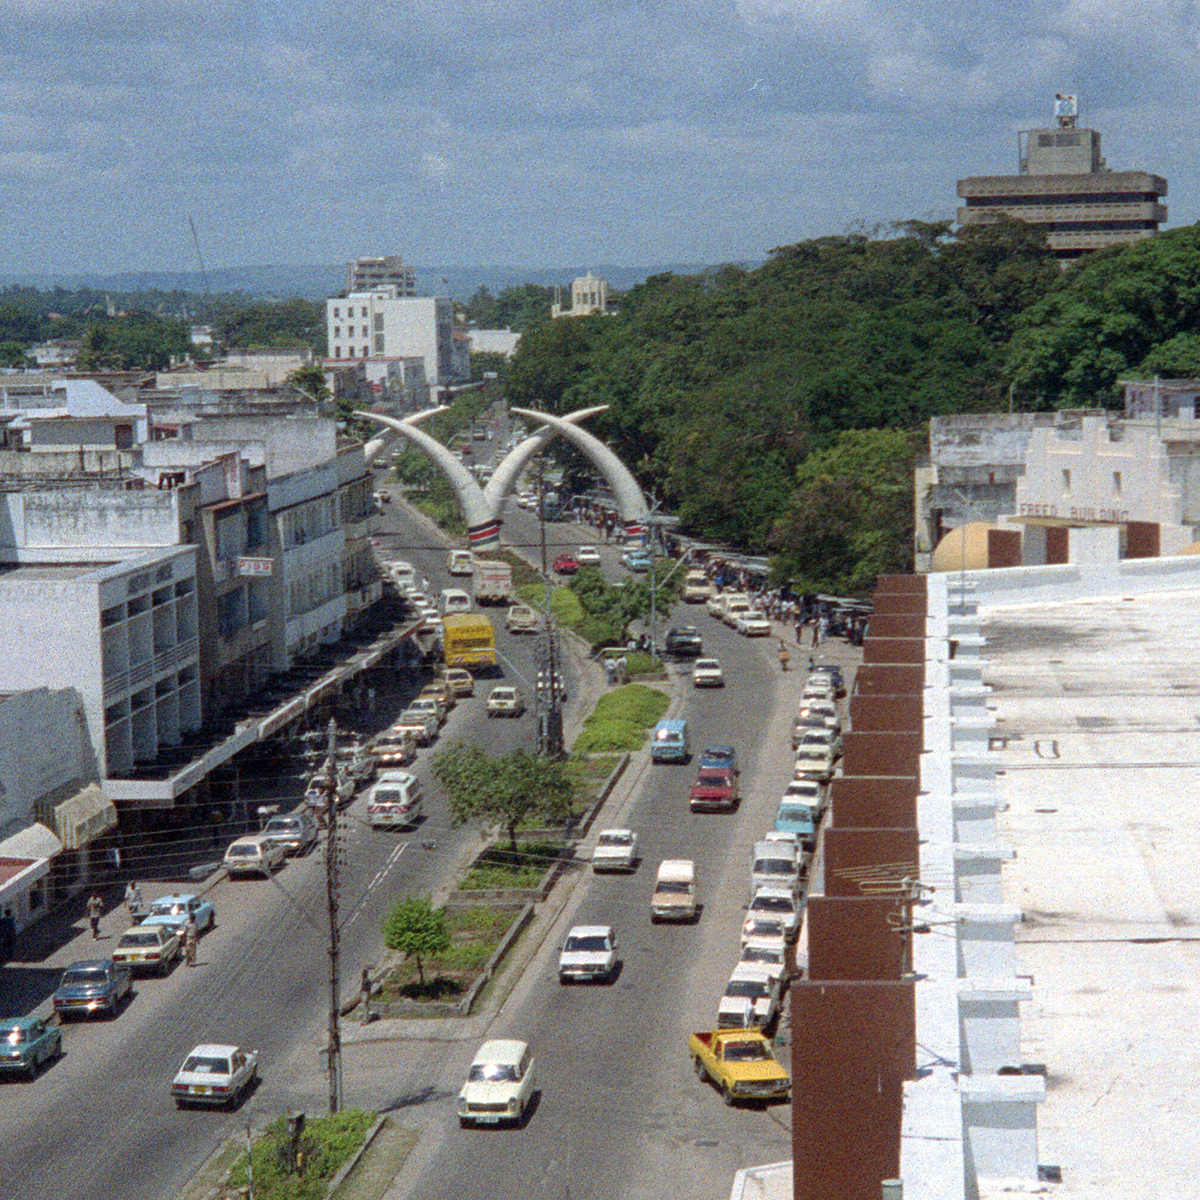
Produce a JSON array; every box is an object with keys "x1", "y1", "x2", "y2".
[{"x1": 687, "y1": 1028, "x2": 790, "y2": 1105}]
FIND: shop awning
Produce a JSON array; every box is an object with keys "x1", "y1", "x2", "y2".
[
  {"x1": 0, "y1": 822, "x2": 63, "y2": 860},
  {"x1": 55, "y1": 784, "x2": 119, "y2": 849}
]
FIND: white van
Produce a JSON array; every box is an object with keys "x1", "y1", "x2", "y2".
[
  {"x1": 439, "y1": 588, "x2": 473, "y2": 617},
  {"x1": 447, "y1": 550, "x2": 474, "y2": 576},
  {"x1": 651, "y1": 859, "x2": 696, "y2": 923},
  {"x1": 750, "y1": 839, "x2": 801, "y2": 897},
  {"x1": 366, "y1": 771, "x2": 424, "y2": 829}
]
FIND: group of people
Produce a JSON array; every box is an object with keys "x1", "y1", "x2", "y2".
[{"x1": 81, "y1": 884, "x2": 199, "y2": 965}]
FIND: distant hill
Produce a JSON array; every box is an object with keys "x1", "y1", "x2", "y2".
[{"x1": 0, "y1": 262, "x2": 761, "y2": 304}]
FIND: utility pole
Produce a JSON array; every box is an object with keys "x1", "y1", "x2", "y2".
[
  {"x1": 536, "y1": 458, "x2": 563, "y2": 758},
  {"x1": 323, "y1": 718, "x2": 342, "y2": 1113}
]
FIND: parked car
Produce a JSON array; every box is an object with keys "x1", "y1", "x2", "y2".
[
  {"x1": 738, "y1": 938, "x2": 789, "y2": 985},
  {"x1": 0, "y1": 1015, "x2": 62, "y2": 1079},
  {"x1": 797, "y1": 727, "x2": 842, "y2": 759},
  {"x1": 366, "y1": 771, "x2": 424, "y2": 829},
  {"x1": 734, "y1": 612, "x2": 773, "y2": 637},
  {"x1": 458, "y1": 1039, "x2": 536, "y2": 1127},
  {"x1": 552, "y1": 553, "x2": 579, "y2": 575},
  {"x1": 576, "y1": 545, "x2": 602, "y2": 566},
  {"x1": 261, "y1": 812, "x2": 319, "y2": 857},
  {"x1": 486, "y1": 685, "x2": 525, "y2": 717},
  {"x1": 810, "y1": 663, "x2": 846, "y2": 697},
  {"x1": 622, "y1": 549, "x2": 652, "y2": 572},
  {"x1": 592, "y1": 828, "x2": 638, "y2": 872},
  {"x1": 53, "y1": 959, "x2": 132, "y2": 1020},
  {"x1": 223, "y1": 834, "x2": 287, "y2": 877},
  {"x1": 692, "y1": 658, "x2": 724, "y2": 688},
  {"x1": 142, "y1": 893, "x2": 215, "y2": 936},
  {"x1": 505, "y1": 604, "x2": 541, "y2": 634},
  {"x1": 793, "y1": 743, "x2": 836, "y2": 783},
  {"x1": 797, "y1": 696, "x2": 840, "y2": 730},
  {"x1": 171, "y1": 1043, "x2": 259, "y2": 1109},
  {"x1": 112, "y1": 923, "x2": 181, "y2": 975},
  {"x1": 717, "y1": 963, "x2": 782, "y2": 1030},
  {"x1": 558, "y1": 925, "x2": 619, "y2": 984},
  {"x1": 738, "y1": 915, "x2": 788, "y2": 955},
  {"x1": 744, "y1": 887, "x2": 801, "y2": 941},
  {"x1": 774, "y1": 800, "x2": 818, "y2": 848},
  {"x1": 664, "y1": 625, "x2": 704, "y2": 657}
]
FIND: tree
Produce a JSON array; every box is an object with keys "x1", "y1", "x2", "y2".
[
  {"x1": 382, "y1": 895, "x2": 450, "y2": 986},
  {"x1": 431, "y1": 745, "x2": 578, "y2": 852}
]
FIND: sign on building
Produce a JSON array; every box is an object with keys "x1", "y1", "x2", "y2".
[{"x1": 237, "y1": 557, "x2": 274, "y2": 577}]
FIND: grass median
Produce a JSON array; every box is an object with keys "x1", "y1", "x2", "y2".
[{"x1": 570, "y1": 683, "x2": 669, "y2": 754}]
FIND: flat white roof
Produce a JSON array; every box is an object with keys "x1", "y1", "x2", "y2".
[{"x1": 983, "y1": 590, "x2": 1200, "y2": 1197}]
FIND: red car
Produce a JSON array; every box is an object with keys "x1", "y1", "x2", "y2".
[
  {"x1": 552, "y1": 554, "x2": 579, "y2": 575},
  {"x1": 689, "y1": 767, "x2": 739, "y2": 812}
]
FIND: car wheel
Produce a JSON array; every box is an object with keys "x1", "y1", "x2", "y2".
[
  {"x1": 27, "y1": 1057, "x2": 38, "y2": 1081},
  {"x1": 722, "y1": 1083, "x2": 736, "y2": 1106},
  {"x1": 693, "y1": 1056, "x2": 706, "y2": 1081},
  {"x1": 175, "y1": 1098, "x2": 187, "y2": 1110}
]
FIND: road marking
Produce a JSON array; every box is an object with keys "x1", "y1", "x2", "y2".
[{"x1": 344, "y1": 841, "x2": 408, "y2": 930}]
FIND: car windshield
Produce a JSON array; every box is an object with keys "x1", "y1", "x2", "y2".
[
  {"x1": 564, "y1": 935, "x2": 610, "y2": 953},
  {"x1": 149, "y1": 900, "x2": 188, "y2": 917},
  {"x1": 183, "y1": 1055, "x2": 231, "y2": 1075},
  {"x1": 724, "y1": 1040, "x2": 772, "y2": 1062},
  {"x1": 492, "y1": 690, "x2": 515, "y2": 700},
  {"x1": 726, "y1": 980, "x2": 769, "y2": 999},
  {"x1": 752, "y1": 897, "x2": 794, "y2": 914},
  {"x1": 265, "y1": 818, "x2": 300, "y2": 833},
  {"x1": 227, "y1": 845, "x2": 258, "y2": 857},
  {"x1": 778, "y1": 806, "x2": 814, "y2": 823},
  {"x1": 599, "y1": 833, "x2": 631, "y2": 847},
  {"x1": 703, "y1": 750, "x2": 733, "y2": 764},
  {"x1": 119, "y1": 931, "x2": 162, "y2": 947},
  {"x1": 754, "y1": 859, "x2": 795, "y2": 876},
  {"x1": 468, "y1": 1062, "x2": 519, "y2": 1083},
  {"x1": 62, "y1": 968, "x2": 108, "y2": 985},
  {"x1": 742, "y1": 947, "x2": 782, "y2": 965},
  {"x1": 2, "y1": 1025, "x2": 28, "y2": 1043},
  {"x1": 657, "y1": 881, "x2": 690, "y2": 895}
]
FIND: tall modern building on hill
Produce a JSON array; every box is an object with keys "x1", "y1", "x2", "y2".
[
  {"x1": 346, "y1": 255, "x2": 417, "y2": 295},
  {"x1": 957, "y1": 95, "x2": 1167, "y2": 263}
]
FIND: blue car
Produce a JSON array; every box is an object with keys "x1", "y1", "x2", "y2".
[
  {"x1": 699, "y1": 745, "x2": 739, "y2": 776},
  {"x1": 142, "y1": 893, "x2": 215, "y2": 937},
  {"x1": 622, "y1": 550, "x2": 652, "y2": 572},
  {"x1": 0, "y1": 1015, "x2": 62, "y2": 1079},
  {"x1": 774, "y1": 801, "x2": 817, "y2": 849}
]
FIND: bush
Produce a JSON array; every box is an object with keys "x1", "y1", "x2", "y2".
[
  {"x1": 516, "y1": 583, "x2": 583, "y2": 625},
  {"x1": 576, "y1": 614, "x2": 624, "y2": 650},
  {"x1": 571, "y1": 718, "x2": 646, "y2": 753},
  {"x1": 589, "y1": 683, "x2": 670, "y2": 727}
]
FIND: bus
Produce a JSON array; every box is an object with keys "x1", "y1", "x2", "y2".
[{"x1": 442, "y1": 613, "x2": 497, "y2": 670}]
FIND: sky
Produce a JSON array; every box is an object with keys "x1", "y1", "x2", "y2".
[{"x1": 1, "y1": 0, "x2": 1196, "y2": 276}]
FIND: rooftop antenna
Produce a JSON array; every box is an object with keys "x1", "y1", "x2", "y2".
[
  {"x1": 188, "y1": 217, "x2": 221, "y2": 384},
  {"x1": 1054, "y1": 93, "x2": 1078, "y2": 128}
]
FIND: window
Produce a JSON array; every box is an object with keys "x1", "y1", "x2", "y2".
[
  {"x1": 374, "y1": 335, "x2": 384, "y2": 354},
  {"x1": 333, "y1": 306, "x2": 340, "y2": 317},
  {"x1": 1113, "y1": 471, "x2": 1122, "y2": 495},
  {"x1": 374, "y1": 314, "x2": 383, "y2": 331},
  {"x1": 362, "y1": 346, "x2": 370, "y2": 358},
  {"x1": 1062, "y1": 469, "x2": 1072, "y2": 493},
  {"x1": 360, "y1": 306, "x2": 367, "y2": 317},
  {"x1": 334, "y1": 346, "x2": 340, "y2": 358},
  {"x1": 333, "y1": 326, "x2": 340, "y2": 338}
]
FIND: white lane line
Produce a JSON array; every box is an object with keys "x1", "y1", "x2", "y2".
[{"x1": 343, "y1": 840, "x2": 409, "y2": 930}]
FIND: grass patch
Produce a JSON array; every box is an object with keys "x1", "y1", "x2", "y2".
[
  {"x1": 484, "y1": 548, "x2": 542, "y2": 589},
  {"x1": 565, "y1": 753, "x2": 622, "y2": 779},
  {"x1": 227, "y1": 1109, "x2": 376, "y2": 1200},
  {"x1": 411, "y1": 496, "x2": 466, "y2": 536},
  {"x1": 458, "y1": 841, "x2": 563, "y2": 890},
  {"x1": 571, "y1": 683, "x2": 669, "y2": 754},
  {"x1": 517, "y1": 583, "x2": 583, "y2": 625}
]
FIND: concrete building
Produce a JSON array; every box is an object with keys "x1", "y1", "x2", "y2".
[
  {"x1": 325, "y1": 291, "x2": 463, "y2": 392},
  {"x1": 551, "y1": 271, "x2": 610, "y2": 318},
  {"x1": 346, "y1": 255, "x2": 417, "y2": 296},
  {"x1": 326, "y1": 355, "x2": 429, "y2": 413},
  {"x1": 466, "y1": 328, "x2": 521, "y2": 357},
  {"x1": 958, "y1": 95, "x2": 1167, "y2": 263}
]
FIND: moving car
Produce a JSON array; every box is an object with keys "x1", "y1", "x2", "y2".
[
  {"x1": 692, "y1": 658, "x2": 724, "y2": 688},
  {"x1": 112, "y1": 924, "x2": 181, "y2": 975},
  {"x1": 552, "y1": 553, "x2": 579, "y2": 575},
  {"x1": 366, "y1": 771, "x2": 424, "y2": 829},
  {"x1": 698, "y1": 745, "x2": 739, "y2": 775},
  {"x1": 650, "y1": 718, "x2": 690, "y2": 763},
  {"x1": 650, "y1": 859, "x2": 697, "y2": 922},
  {"x1": 621, "y1": 549, "x2": 652, "y2": 572},
  {"x1": 441, "y1": 667, "x2": 474, "y2": 696},
  {"x1": 688, "y1": 767, "x2": 738, "y2": 812},
  {"x1": 664, "y1": 625, "x2": 704, "y2": 657},
  {"x1": 486, "y1": 685, "x2": 525, "y2": 717},
  {"x1": 458, "y1": 1039, "x2": 536, "y2": 1127},
  {"x1": 439, "y1": 588, "x2": 473, "y2": 617},
  {"x1": 223, "y1": 834, "x2": 287, "y2": 877},
  {"x1": 558, "y1": 925, "x2": 619, "y2": 984},
  {"x1": 0, "y1": 1016, "x2": 62, "y2": 1079},
  {"x1": 688, "y1": 1028, "x2": 790, "y2": 1105},
  {"x1": 142, "y1": 893, "x2": 215, "y2": 936},
  {"x1": 576, "y1": 545, "x2": 602, "y2": 566},
  {"x1": 53, "y1": 959, "x2": 132, "y2": 1020},
  {"x1": 734, "y1": 612, "x2": 773, "y2": 637},
  {"x1": 171, "y1": 1043, "x2": 259, "y2": 1109},
  {"x1": 262, "y1": 812, "x2": 319, "y2": 857},
  {"x1": 448, "y1": 550, "x2": 475, "y2": 576},
  {"x1": 681, "y1": 570, "x2": 713, "y2": 603},
  {"x1": 505, "y1": 604, "x2": 541, "y2": 634},
  {"x1": 371, "y1": 728, "x2": 416, "y2": 769},
  {"x1": 717, "y1": 963, "x2": 782, "y2": 1029},
  {"x1": 592, "y1": 828, "x2": 638, "y2": 872},
  {"x1": 721, "y1": 597, "x2": 753, "y2": 627}
]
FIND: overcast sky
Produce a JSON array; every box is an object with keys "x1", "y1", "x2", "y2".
[{"x1": 1, "y1": 0, "x2": 1194, "y2": 276}]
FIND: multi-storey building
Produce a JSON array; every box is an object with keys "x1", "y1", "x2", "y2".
[
  {"x1": 958, "y1": 95, "x2": 1167, "y2": 263},
  {"x1": 346, "y1": 255, "x2": 417, "y2": 295}
]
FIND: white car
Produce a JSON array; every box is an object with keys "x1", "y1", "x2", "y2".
[
  {"x1": 505, "y1": 604, "x2": 541, "y2": 634},
  {"x1": 558, "y1": 925, "x2": 619, "y2": 984},
  {"x1": 738, "y1": 938, "x2": 789, "y2": 985},
  {"x1": 793, "y1": 743, "x2": 836, "y2": 782},
  {"x1": 592, "y1": 828, "x2": 638, "y2": 872},
  {"x1": 738, "y1": 914, "x2": 788, "y2": 956},
  {"x1": 782, "y1": 778, "x2": 824, "y2": 810},
  {"x1": 171, "y1": 1043, "x2": 259, "y2": 1109},
  {"x1": 717, "y1": 963, "x2": 782, "y2": 1029},
  {"x1": 734, "y1": 612, "x2": 773, "y2": 637},
  {"x1": 366, "y1": 771, "x2": 424, "y2": 829},
  {"x1": 802, "y1": 676, "x2": 835, "y2": 700},
  {"x1": 576, "y1": 545, "x2": 602, "y2": 566},
  {"x1": 486, "y1": 685, "x2": 525, "y2": 717},
  {"x1": 797, "y1": 697, "x2": 839, "y2": 730},
  {"x1": 223, "y1": 834, "x2": 286, "y2": 877},
  {"x1": 744, "y1": 887, "x2": 802, "y2": 941},
  {"x1": 458, "y1": 1039, "x2": 536, "y2": 1126},
  {"x1": 692, "y1": 658, "x2": 724, "y2": 688}
]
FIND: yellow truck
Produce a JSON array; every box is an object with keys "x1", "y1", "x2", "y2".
[
  {"x1": 687, "y1": 1028, "x2": 790, "y2": 1106},
  {"x1": 442, "y1": 613, "x2": 497, "y2": 670}
]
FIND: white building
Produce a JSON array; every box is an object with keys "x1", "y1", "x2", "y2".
[
  {"x1": 466, "y1": 328, "x2": 521, "y2": 357},
  {"x1": 326, "y1": 290, "x2": 462, "y2": 390},
  {"x1": 551, "y1": 271, "x2": 611, "y2": 318}
]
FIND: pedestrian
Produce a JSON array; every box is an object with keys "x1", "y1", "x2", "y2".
[
  {"x1": 86, "y1": 891, "x2": 103, "y2": 940},
  {"x1": 0, "y1": 906, "x2": 15, "y2": 963},
  {"x1": 808, "y1": 655, "x2": 815, "y2": 674},
  {"x1": 184, "y1": 914, "x2": 199, "y2": 967},
  {"x1": 604, "y1": 656, "x2": 616, "y2": 685},
  {"x1": 367, "y1": 686, "x2": 376, "y2": 716},
  {"x1": 124, "y1": 881, "x2": 144, "y2": 924},
  {"x1": 811, "y1": 620, "x2": 820, "y2": 648},
  {"x1": 616, "y1": 654, "x2": 628, "y2": 684}
]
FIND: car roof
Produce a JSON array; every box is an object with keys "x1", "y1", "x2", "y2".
[
  {"x1": 187, "y1": 1043, "x2": 240, "y2": 1057},
  {"x1": 473, "y1": 1038, "x2": 528, "y2": 1064},
  {"x1": 566, "y1": 924, "x2": 613, "y2": 938},
  {"x1": 598, "y1": 827, "x2": 633, "y2": 837},
  {"x1": 729, "y1": 962, "x2": 773, "y2": 982},
  {"x1": 752, "y1": 886, "x2": 797, "y2": 901},
  {"x1": 152, "y1": 892, "x2": 199, "y2": 904},
  {"x1": 63, "y1": 959, "x2": 113, "y2": 970}
]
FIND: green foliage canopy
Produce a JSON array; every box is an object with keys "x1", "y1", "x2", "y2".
[{"x1": 383, "y1": 895, "x2": 451, "y2": 986}]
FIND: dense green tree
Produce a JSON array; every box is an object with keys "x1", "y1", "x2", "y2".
[
  {"x1": 382, "y1": 895, "x2": 450, "y2": 986},
  {"x1": 463, "y1": 283, "x2": 555, "y2": 332},
  {"x1": 75, "y1": 312, "x2": 190, "y2": 371},
  {"x1": 0, "y1": 341, "x2": 33, "y2": 368}
]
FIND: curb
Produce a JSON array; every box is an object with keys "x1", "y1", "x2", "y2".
[{"x1": 326, "y1": 1113, "x2": 389, "y2": 1198}]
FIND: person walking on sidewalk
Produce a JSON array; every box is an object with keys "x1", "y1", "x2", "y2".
[
  {"x1": 124, "y1": 881, "x2": 144, "y2": 924},
  {"x1": 86, "y1": 891, "x2": 103, "y2": 940},
  {"x1": 184, "y1": 914, "x2": 199, "y2": 967}
]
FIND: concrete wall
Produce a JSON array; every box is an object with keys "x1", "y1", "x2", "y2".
[{"x1": 0, "y1": 490, "x2": 180, "y2": 553}]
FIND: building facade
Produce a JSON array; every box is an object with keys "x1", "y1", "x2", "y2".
[
  {"x1": 551, "y1": 272, "x2": 610, "y2": 318},
  {"x1": 346, "y1": 255, "x2": 417, "y2": 295},
  {"x1": 958, "y1": 96, "x2": 1167, "y2": 263}
]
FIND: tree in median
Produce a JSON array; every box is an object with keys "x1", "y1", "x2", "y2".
[
  {"x1": 431, "y1": 744, "x2": 578, "y2": 853},
  {"x1": 382, "y1": 895, "x2": 450, "y2": 986}
]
